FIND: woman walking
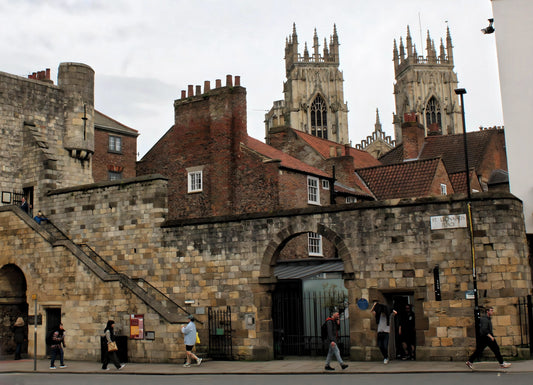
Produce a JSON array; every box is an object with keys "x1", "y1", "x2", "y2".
[
  {"x1": 102, "y1": 320, "x2": 125, "y2": 370},
  {"x1": 13, "y1": 317, "x2": 25, "y2": 360}
]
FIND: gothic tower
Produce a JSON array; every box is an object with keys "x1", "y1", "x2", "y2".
[
  {"x1": 265, "y1": 24, "x2": 349, "y2": 144},
  {"x1": 393, "y1": 26, "x2": 463, "y2": 142}
]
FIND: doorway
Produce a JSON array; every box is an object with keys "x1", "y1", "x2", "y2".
[{"x1": 45, "y1": 308, "x2": 61, "y2": 357}]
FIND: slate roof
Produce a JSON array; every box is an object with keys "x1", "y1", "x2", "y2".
[
  {"x1": 355, "y1": 158, "x2": 444, "y2": 200},
  {"x1": 94, "y1": 110, "x2": 139, "y2": 136}
]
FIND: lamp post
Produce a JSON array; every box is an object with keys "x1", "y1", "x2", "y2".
[{"x1": 454, "y1": 88, "x2": 480, "y2": 342}]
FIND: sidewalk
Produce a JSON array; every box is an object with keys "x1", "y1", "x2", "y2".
[{"x1": 1, "y1": 358, "x2": 533, "y2": 375}]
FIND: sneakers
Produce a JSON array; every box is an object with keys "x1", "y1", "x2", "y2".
[
  {"x1": 383, "y1": 358, "x2": 389, "y2": 364},
  {"x1": 59, "y1": 365, "x2": 67, "y2": 368},
  {"x1": 341, "y1": 363, "x2": 348, "y2": 370},
  {"x1": 465, "y1": 361, "x2": 473, "y2": 369},
  {"x1": 500, "y1": 362, "x2": 511, "y2": 369},
  {"x1": 183, "y1": 363, "x2": 191, "y2": 368},
  {"x1": 49, "y1": 366, "x2": 56, "y2": 369},
  {"x1": 119, "y1": 364, "x2": 126, "y2": 370},
  {"x1": 197, "y1": 358, "x2": 202, "y2": 366},
  {"x1": 324, "y1": 364, "x2": 335, "y2": 371}
]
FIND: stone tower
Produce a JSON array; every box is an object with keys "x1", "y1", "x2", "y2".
[
  {"x1": 265, "y1": 24, "x2": 349, "y2": 144},
  {"x1": 393, "y1": 26, "x2": 463, "y2": 142}
]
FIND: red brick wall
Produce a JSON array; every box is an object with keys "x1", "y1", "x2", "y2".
[{"x1": 92, "y1": 129, "x2": 137, "y2": 182}]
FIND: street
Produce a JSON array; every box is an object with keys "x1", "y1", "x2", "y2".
[{"x1": 0, "y1": 373, "x2": 531, "y2": 385}]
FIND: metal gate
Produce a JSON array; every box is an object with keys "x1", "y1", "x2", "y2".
[
  {"x1": 208, "y1": 306, "x2": 233, "y2": 360},
  {"x1": 272, "y1": 286, "x2": 349, "y2": 358},
  {"x1": 517, "y1": 295, "x2": 533, "y2": 354}
]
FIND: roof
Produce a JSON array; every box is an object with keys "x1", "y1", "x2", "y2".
[
  {"x1": 274, "y1": 260, "x2": 344, "y2": 279},
  {"x1": 244, "y1": 136, "x2": 330, "y2": 178},
  {"x1": 356, "y1": 158, "x2": 444, "y2": 200},
  {"x1": 94, "y1": 110, "x2": 139, "y2": 137},
  {"x1": 294, "y1": 130, "x2": 381, "y2": 168}
]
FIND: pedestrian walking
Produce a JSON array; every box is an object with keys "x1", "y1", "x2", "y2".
[
  {"x1": 181, "y1": 314, "x2": 202, "y2": 367},
  {"x1": 13, "y1": 317, "x2": 26, "y2": 360},
  {"x1": 466, "y1": 307, "x2": 511, "y2": 369},
  {"x1": 371, "y1": 301, "x2": 397, "y2": 364},
  {"x1": 323, "y1": 311, "x2": 348, "y2": 371},
  {"x1": 49, "y1": 323, "x2": 67, "y2": 369},
  {"x1": 101, "y1": 320, "x2": 126, "y2": 370}
]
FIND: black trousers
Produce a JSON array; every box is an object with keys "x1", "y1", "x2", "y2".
[{"x1": 468, "y1": 336, "x2": 504, "y2": 364}]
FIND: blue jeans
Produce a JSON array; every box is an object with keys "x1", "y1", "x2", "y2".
[
  {"x1": 50, "y1": 347, "x2": 64, "y2": 367},
  {"x1": 325, "y1": 342, "x2": 344, "y2": 366}
]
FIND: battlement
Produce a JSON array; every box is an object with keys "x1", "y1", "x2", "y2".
[
  {"x1": 178, "y1": 74, "x2": 242, "y2": 100},
  {"x1": 393, "y1": 26, "x2": 454, "y2": 76}
]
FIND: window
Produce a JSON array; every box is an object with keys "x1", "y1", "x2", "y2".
[
  {"x1": 310, "y1": 95, "x2": 328, "y2": 139},
  {"x1": 188, "y1": 171, "x2": 203, "y2": 193},
  {"x1": 440, "y1": 183, "x2": 447, "y2": 195},
  {"x1": 108, "y1": 135, "x2": 122, "y2": 153},
  {"x1": 108, "y1": 171, "x2": 122, "y2": 181},
  {"x1": 345, "y1": 196, "x2": 357, "y2": 203},
  {"x1": 308, "y1": 232, "x2": 323, "y2": 256},
  {"x1": 322, "y1": 180, "x2": 330, "y2": 190},
  {"x1": 307, "y1": 176, "x2": 320, "y2": 204},
  {"x1": 425, "y1": 97, "x2": 442, "y2": 129}
]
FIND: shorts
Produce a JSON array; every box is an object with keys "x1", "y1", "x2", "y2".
[{"x1": 186, "y1": 345, "x2": 194, "y2": 351}]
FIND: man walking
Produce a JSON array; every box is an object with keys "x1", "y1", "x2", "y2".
[
  {"x1": 324, "y1": 311, "x2": 348, "y2": 371},
  {"x1": 466, "y1": 306, "x2": 511, "y2": 369}
]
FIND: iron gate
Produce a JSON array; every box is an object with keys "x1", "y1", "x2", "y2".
[
  {"x1": 208, "y1": 306, "x2": 233, "y2": 360},
  {"x1": 272, "y1": 287, "x2": 349, "y2": 358},
  {"x1": 517, "y1": 295, "x2": 533, "y2": 354}
]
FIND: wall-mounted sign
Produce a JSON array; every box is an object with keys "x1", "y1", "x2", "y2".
[
  {"x1": 130, "y1": 314, "x2": 144, "y2": 339},
  {"x1": 430, "y1": 214, "x2": 467, "y2": 230}
]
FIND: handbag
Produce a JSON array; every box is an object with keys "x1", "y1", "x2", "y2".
[
  {"x1": 195, "y1": 332, "x2": 201, "y2": 345},
  {"x1": 108, "y1": 341, "x2": 118, "y2": 352}
]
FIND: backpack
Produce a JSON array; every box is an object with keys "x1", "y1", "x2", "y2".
[
  {"x1": 321, "y1": 319, "x2": 330, "y2": 341},
  {"x1": 46, "y1": 330, "x2": 55, "y2": 346}
]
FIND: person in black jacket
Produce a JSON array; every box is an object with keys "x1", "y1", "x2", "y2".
[
  {"x1": 13, "y1": 317, "x2": 26, "y2": 360},
  {"x1": 466, "y1": 307, "x2": 511, "y2": 369},
  {"x1": 324, "y1": 311, "x2": 348, "y2": 371},
  {"x1": 102, "y1": 320, "x2": 125, "y2": 370}
]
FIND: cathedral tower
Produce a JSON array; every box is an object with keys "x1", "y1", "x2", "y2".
[
  {"x1": 265, "y1": 24, "x2": 349, "y2": 144},
  {"x1": 393, "y1": 26, "x2": 463, "y2": 142}
]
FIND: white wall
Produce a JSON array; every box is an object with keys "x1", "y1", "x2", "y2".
[{"x1": 491, "y1": 0, "x2": 533, "y2": 233}]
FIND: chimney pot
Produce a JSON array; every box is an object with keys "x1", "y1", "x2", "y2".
[
  {"x1": 188, "y1": 85, "x2": 194, "y2": 97},
  {"x1": 216, "y1": 79, "x2": 222, "y2": 88},
  {"x1": 195, "y1": 85, "x2": 201, "y2": 95},
  {"x1": 181, "y1": 90, "x2": 186, "y2": 99},
  {"x1": 235, "y1": 76, "x2": 241, "y2": 86},
  {"x1": 204, "y1": 80, "x2": 210, "y2": 92},
  {"x1": 226, "y1": 74, "x2": 232, "y2": 87}
]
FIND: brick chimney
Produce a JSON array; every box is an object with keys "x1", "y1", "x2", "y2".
[{"x1": 402, "y1": 113, "x2": 425, "y2": 160}]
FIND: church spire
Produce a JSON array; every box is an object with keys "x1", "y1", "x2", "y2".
[
  {"x1": 406, "y1": 26, "x2": 413, "y2": 59},
  {"x1": 313, "y1": 28, "x2": 320, "y2": 61},
  {"x1": 446, "y1": 25, "x2": 454, "y2": 64},
  {"x1": 375, "y1": 108, "x2": 382, "y2": 132}
]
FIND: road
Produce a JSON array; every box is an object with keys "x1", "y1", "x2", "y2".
[{"x1": 0, "y1": 373, "x2": 530, "y2": 385}]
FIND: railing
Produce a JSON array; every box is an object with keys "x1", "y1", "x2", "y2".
[{"x1": 517, "y1": 295, "x2": 532, "y2": 353}]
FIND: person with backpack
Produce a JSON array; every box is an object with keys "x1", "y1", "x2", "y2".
[
  {"x1": 48, "y1": 323, "x2": 67, "y2": 369},
  {"x1": 323, "y1": 311, "x2": 348, "y2": 371}
]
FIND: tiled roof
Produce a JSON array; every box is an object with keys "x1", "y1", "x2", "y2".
[
  {"x1": 244, "y1": 136, "x2": 330, "y2": 178},
  {"x1": 356, "y1": 158, "x2": 443, "y2": 200},
  {"x1": 95, "y1": 110, "x2": 139, "y2": 136},
  {"x1": 294, "y1": 130, "x2": 381, "y2": 168}
]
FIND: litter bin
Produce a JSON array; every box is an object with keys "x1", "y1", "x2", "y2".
[{"x1": 100, "y1": 335, "x2": 128, "y2": 363}]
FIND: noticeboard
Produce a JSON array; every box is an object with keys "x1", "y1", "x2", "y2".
[{"x1": 130, "y1": 314, "x2": 144, "y2": 339}]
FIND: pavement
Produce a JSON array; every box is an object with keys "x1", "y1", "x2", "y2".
[{"x1": 1, "y1": 358, "x2": 533, "y2": 375}]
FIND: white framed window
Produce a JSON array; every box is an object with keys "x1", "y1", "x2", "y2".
[
  {"x1": 322, "y1": 180, "x2": 330, "y2": 190},
  {"x1": 307, "y1": 176, "x2": 320, "y2": 204},
  {"x1": 108, "y1": 135, "x2": 122, "y2": 153},
  {"x1": 440, "y1": 183, "x2": 447, "y2": 196},
  {"x1": 188, "y1": 171, "x2": 203, "y2": 193},
  {"x1": 308, "y1": 232, "x2": 323, "y2": 256},
  {"x1": 345, "y1": 196, "x2": 357, "y2": 203}
]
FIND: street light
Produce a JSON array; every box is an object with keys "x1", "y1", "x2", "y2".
[{"x1": 454, "y1": 88, "x2": 480, "y2": 343}]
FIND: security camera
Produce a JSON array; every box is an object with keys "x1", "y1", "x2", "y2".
[{"x1": 481, "y1": 18, "x2": 495, "y2": 34}]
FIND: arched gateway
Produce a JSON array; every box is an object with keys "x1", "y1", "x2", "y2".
[{"x1": 0, "y1": 264, "x2": 28, "y2": 357}]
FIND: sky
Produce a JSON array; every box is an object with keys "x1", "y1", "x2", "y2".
[{"x1": 0, "y1": 0, "x2": 501, "y2": 159}]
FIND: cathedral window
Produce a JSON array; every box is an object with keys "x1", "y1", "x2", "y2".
[
  {"x1": 310, "y1": 95, "x2": 328, "y2": 139},
  {"x1": 425, "y1": 97, "x2": 442, "y2": 129}
]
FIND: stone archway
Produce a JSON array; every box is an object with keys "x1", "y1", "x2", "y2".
[{"x1": 0, "y1": 264, "x2": 28, "y2": 357}]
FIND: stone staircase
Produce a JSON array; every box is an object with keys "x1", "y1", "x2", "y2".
[{"x1": 38, "y1": 218, "x2": 190, "y2": 323}]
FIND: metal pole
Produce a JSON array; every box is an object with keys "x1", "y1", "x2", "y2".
[
  {"x1": 33, "y1": 295, "x2": 37, "y2": 371},
  {"x1": 455, "y1": 88, "x2": 480, "y2": 343}
]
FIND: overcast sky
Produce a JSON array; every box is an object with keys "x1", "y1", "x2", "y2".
[{"x1": 1, "y1": 0, "x2": 501, "y2": 158}]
